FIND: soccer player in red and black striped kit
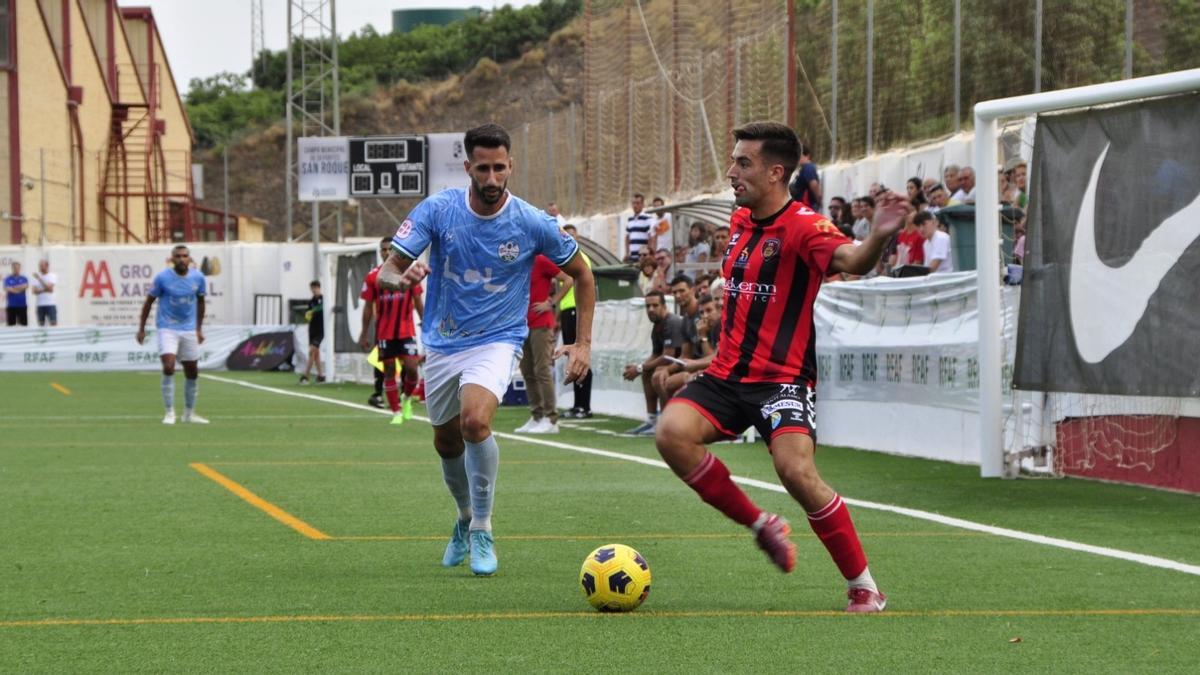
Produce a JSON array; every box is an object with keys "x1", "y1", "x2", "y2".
[
  {"x1": 361, "y1": 237, "x2": 425, "y2": 424},
  {"x1": 655, "y1": 122, "x2": 907, "y2": 613}
]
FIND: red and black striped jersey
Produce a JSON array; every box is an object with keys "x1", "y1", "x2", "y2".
[
  {"x1": 362, "y1": 267, "x2": 423, "y2": 341},
  {"x1": 707, "y1": 200, "x2": 849, "y2": 384}
]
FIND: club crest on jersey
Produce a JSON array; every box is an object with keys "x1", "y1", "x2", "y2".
[
  {"x1": 498, "y1": 240, "x2": 520, "y2": 262},
  {"x1": 397, "y1": 219, "x2": 414, "y2": 239},
  {"x1": 760, "y1": 238, "x2": 781, "y2": 259}
]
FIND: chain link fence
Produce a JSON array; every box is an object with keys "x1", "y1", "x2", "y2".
[{"x1": 501, "y1": 0, "x2": 1198, "y2": 218}]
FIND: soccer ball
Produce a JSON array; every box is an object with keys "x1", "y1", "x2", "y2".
[{"x1": 579, "y1": 544, "x2": 651, "y2": 612}]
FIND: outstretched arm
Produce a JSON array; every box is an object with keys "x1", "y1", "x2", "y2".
[
  {"x1": 829, "y1": 191, "x2": 908, "y2": 275},
  {"x1": 377, "y1": 252, "x2": 428, "y2": 292}
]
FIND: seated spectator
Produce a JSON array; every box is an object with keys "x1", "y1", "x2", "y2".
[
  {"x1": 920, "y1": 211, "x2": 955, "y2": 273},
  {"x1": 922, "y1": 177, "x2": 938, "y2": 195},
  {"x1": 906, "y1": 177, "x2": 923, "y2": 203},
  {"x1": 652, "y1": 293, "x2": 721, "y2": 404},
  {"x1": 622, "y1": 290, "x2": 686, "y2": 435},
  {"x1": 950, "y1": 166, "x2": 976, "y2": 205},
  {"x1": 892, "y1": 211, "x2": 930, "y2": 269},
  {"x1": 711, "y1": 225, "x2": 731, "y2": 261},
  {"x1": 853, "y1": 195, "x2": 875, "y2": 241},
  {"x1": 1003, "y1": 158, "x2": 1027, "y2": 208},
  {"x1": 683, "y1": 223, "x2": 711, "y2": 278},
  {"x1": 636, "y1": 252, "x2": 659, "y2": 296},
  {"x1": 827, "y1": 196, "x2": 847, "y2": 225},
  {"x1": 652, "y1": 247, "x2": 674, "y2": 294},
  {"x1": 693, "y1": 272, "x2": 713, "y2": 300},
  {"x1": 943, "y1": 164, "x2": 961, "y2": 195},
  {"x1": 926, "y1": 183, "x2": 949, "y2": 214},
  {"x1": 836, "y1": 197, "x2": 857, "y2": 238}
]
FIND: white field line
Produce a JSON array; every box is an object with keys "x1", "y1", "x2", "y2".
[{"x1": 203, "y1": 374, "x2": 1200, "y2": 577}]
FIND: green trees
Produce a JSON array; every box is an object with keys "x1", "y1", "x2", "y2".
[{"x1": 186, "y1": 0, "x2": 582, "y2": 147}]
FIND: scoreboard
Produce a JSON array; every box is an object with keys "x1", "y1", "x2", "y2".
[{"x1": 348, "y1": 135, "x2": 427, "y2": 198}]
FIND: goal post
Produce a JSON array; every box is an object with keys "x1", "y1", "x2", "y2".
[{"x1": 973, "y1": 68, "x2": 1200, "y2": 478}]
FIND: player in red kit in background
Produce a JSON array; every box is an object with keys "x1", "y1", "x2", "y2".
[
  {"x1": 361, "y1": 237, "x2": 425, "y2": 425},
  {"x1": 655, "y1": 122, "x2": 907, "y2": 613}
]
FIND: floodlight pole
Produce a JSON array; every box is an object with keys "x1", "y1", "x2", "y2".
[{"x1": 972, "y1": 68, "x2": 1200, "y2": 478}]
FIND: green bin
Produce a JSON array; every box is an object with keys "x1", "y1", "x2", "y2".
[
  {"x1": 591, "y1": 264, "x2": 641, "y2": 301},
  {"x1": 935, "y1": 204, "x2": 1024, "y2": 271}
]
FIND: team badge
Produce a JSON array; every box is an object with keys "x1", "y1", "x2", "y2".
[
  {"x1": 769, "y1": 412, "x2": 782, "y2": 430},
  {"x1": 397, "y1": 219, "x2": 414, "y2": 239},
  {"x1": 760, "y1": 238, "x2": 780, "y2": 259},
  {"x1": 498, "y1": 240, "x2": 521, "y2": 262}
]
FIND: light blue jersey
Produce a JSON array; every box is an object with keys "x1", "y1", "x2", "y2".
[
  {"x1": 150, "y1": 268, "x2": 206, "y2": 331},
  {"x1": 392, "y1": 188, "x2": 579, "y2": 353}
]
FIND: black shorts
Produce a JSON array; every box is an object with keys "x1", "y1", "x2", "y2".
[
  {"x1": 671, "y1": 373, "x2": 817, "y2": 443},
  {"x1": 379, "y1": 337, "x2": 419, "y2": 360},
  {"x1": 309, "y1": 331, "x2": 324, "y2": 347}
]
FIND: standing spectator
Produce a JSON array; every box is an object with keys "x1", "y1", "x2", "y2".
[
  {"x1": 788, "y1": 143, "x2": 821, "y2": 211},
  {"x1": 943, "y1": 164, "x2": 961, "y2": 196},
  {"x1": 4, "y1": 262, "x2": 29, "y2": 326},
  {"x1": 515, "y1": 255, "x2": 573, "y2": 434},
  {"x1": 624, "y1": 192, "x2": 655, "y2": 262},
  {"x1": 545, "y1": 201, "x2": 567, "y2": 227},
  {"x1": 650, "y1": 196, "x2": 672, "y2": 252},
  {"x1": 560, "y1": 225, "x2": 594, "y2": 419},
  {"x1": 920, "y1": 211, "x2": 955, "y2": 273},
  {"x1": 950, "y1": 167, "x2": 976, "y2": 204},
  {"x1": 299, "y1": 280, "x2": 325, "y2": 384},
  {"x1": 683, "y1": 222, "x2": 711, "y2": 278},
  {"x1": 136, "y1": 245, "x2": 208, "y2": 424},
  {"x1": 30, "y1": 260, "x2": 57, "y2": 326},
  {"x1": 852, "y1": 196, "x2": 875, "y2": 241},
  {"x1": 622, "y1": 290, "x2": 686, "y2": 435}
]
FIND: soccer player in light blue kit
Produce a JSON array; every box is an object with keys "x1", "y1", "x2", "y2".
[
  {"x1": 379, "y1": 124, "x2": 595, "y2": 575},
  {"x1": 136, "y1": 244, "x2": 210, "y2": 425}
]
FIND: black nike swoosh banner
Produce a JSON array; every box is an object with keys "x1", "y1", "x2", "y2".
[
  {"x1": 1014, "y1": 91, "x2": 1200, "y2": 396},
  {"x1": 334, "y1": 251, "x2": 377, "y2": 352}
]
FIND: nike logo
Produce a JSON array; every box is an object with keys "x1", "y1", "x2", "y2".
[{"x1": 1069, "y1": 143, "x2": 1200, "y2": 363}]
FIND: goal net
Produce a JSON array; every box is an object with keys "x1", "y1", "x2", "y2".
[{"x1": 982, "y1": 71, "x2": 1200, "y2": 491}]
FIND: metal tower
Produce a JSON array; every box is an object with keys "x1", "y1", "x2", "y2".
[
  {"x1": 285, "y1": 0, "x2": 341, "y2": 243},
  {"x1": 251, "y1": 0, "x2": 267, "y2": 80}
]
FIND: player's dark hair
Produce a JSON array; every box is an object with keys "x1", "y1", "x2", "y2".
[
  {"x1": 464, "y1": 123, "x2": 511, "y2": 158},
  {"x1": 645, "y1": 290, "x2": 666, "y2": 304},
  {"x1": 379, "y1": 236, "x2": 392, "y2": 246},
  {"x1": 669, "y1": 274, "x2": 693, "y2": 288},
  {"x1": 913, "y1": 211, "x2": 936, "y2": 226},
  {"x1": 732, "y1": 122, "x2": 800, "y2": 176},
  {"x1": 172, "y1": 244, "x2": 189, "y2": 252}
]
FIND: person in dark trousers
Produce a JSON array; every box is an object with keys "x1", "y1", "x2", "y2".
[
  {"x1": 559, "y1": 224, "x2": 594, "y2": 418},
  {"x1": 299, "y1": 280, "x2": 325, "y2": 384}
]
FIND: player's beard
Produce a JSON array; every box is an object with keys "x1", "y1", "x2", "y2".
[
  {"x1": 174, "y1": 260, "x2": 189, "y2": 274},
  {"x1": 471, "y1": 176, "x2": 507, "y2": 206}
]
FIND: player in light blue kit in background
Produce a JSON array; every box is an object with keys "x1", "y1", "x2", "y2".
[
  {"x1": 136, "y1": 244, "x2": 209, "y2": 425},
  {"x1": 378, "y1": 123, "x2": 595, "y2": 576}
]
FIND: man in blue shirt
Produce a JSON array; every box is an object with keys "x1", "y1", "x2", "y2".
[
  {"x1": 4, "y1": 262, "x2": 29, "y2": 326},
  {"x1": 379, "y1": 123, "x2": 596, "y2": 576},
  {"x1": 136, "y1": 245, "x2": 209, "y2": 425}
]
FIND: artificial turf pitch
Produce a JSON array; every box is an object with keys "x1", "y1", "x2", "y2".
[{"x1": 1, "y1": 371, "x2": 1197, "y2": 673}]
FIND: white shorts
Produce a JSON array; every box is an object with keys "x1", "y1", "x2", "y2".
[
  {"x1": 424, "y1": 343, "x2": 521, "y2": 426},
  {"x1": 158, "y1": 328, "x2": 201, "y2": 361}
]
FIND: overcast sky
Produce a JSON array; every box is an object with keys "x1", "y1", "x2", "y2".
[{"x1": 119, "y1": 1, "x2": 538, "y2": 92}]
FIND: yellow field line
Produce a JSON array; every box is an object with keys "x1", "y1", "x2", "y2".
[
  {"x1": 189, "y1": 463, "x2": 329, "y2": 540},
  {"x1": 333, "y1": 531, "x2": 984, "y2": 542},
  {"x1": 4, "y1": 607, "x2": 1198, "y2": 629},
  {"x1": 49, "y1": 382, "x2": 71, "y2": 395}
]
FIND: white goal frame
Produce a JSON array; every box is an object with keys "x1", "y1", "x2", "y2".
[{"x1": 973, "y1": 68, "x2": 1200, "y2": 478}]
